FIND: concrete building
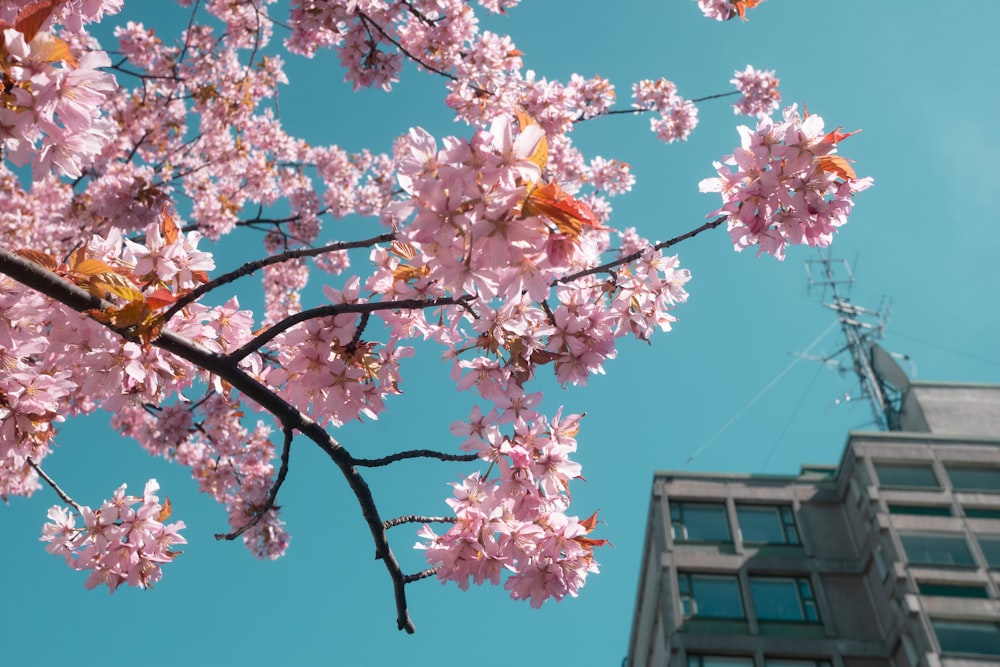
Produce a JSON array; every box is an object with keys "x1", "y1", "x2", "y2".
[{"x1": 626, "y1": 381, "x2": 1000, "y2": 667}]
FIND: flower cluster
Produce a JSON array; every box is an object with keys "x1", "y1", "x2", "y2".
[
  {"x1": 699, "y1": 105, "x2": 873, "y2": 260},
  {"x1": 632, "y1": 79, "x2": 699, "y2": 143},
  {"x1": 40, "y1": 479, "x2": 186, "y2": 592},
  {"x1": 0, "y1": 3, "x2": 119, "y2": 179},
  {"x1": 731, "y1": 65, "x2": 780, "y2": 118},
  {"x1": 418, "y1": 408, "x2": 605, "y2": 607}
]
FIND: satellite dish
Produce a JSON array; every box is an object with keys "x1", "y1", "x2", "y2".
[{"x1": 871, "y1": 344, "x2": 910, "y2": 391}]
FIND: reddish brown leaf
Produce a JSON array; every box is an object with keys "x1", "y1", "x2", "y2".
[
  {"x1": 156, "y1": 497, "x2": 173, "y2": 522},
  {"x1": 70, "y1": 258, "x2": 116, "y2": 278},
  {"x1": 522, "y1": 182, "x2": 601, "y2": 239},
  {"x1": 144, "y1": 288, "x2": 177, "y2": 310},
  {"x1": 579, "y1": 510, "x2": 601, "y2": 533},
  {"x1": 822, "y1": 127, "x2": 861, "y2": 145},
  {"x1": 733, "y1": 0, "x2": 764, "y2": 20},
  {"x1": 14, "y1": 0, "x2": 63, "y2": 44},
  {"x1": 816, "y1": 155, "x2": 856, "y2": 180},
  {"x1": 15, "y1": 248, "x2": 59, "y2": 272},
  {"x1": 514, "y1": 109, "x2": 549, "y2": 172},
  {"x1": 160, "y1": 206, "x2": 180, "y2": 245}
]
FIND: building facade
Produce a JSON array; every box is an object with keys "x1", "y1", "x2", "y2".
[{"x1": 626, "y1": 381, "x2": 1000, "y2": 667}]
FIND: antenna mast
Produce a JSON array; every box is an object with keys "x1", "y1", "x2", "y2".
[{"x1": 804, "y1": 254, "x2": 904, "y2": 430}]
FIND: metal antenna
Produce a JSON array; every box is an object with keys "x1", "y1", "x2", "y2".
[{"x1": 804, "y1": 253, "x2": 905, "y2": 430}]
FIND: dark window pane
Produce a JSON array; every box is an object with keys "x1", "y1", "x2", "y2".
[
  {"x1": 737, "y1": 506, "x2": 799, "y2": 545},
  {"x1": 751, "y1": 579, "x2": 805, "y2": 621},
  {"x1": 918, "y1": 582, "x2": 989, "y2": 598},
  {"x1": 672, "y1": 502, "x2": 732, "y2": 542},
  {"x1": 690, "y1": 658, "x2": 754, "y2": 667},
  {"x1": 965, "y1": 508, "x2": 1000, "y2": 519},
  {"x1": 933, "y1": 620, "x2": 1000, "y2": 656},
  {"x1": 888, "y1": 504, "x2": 952, "y2": 516},
  {"x1": 691, "y1": 575, "x2": 744, "y2": 618},
  {"x1": 949, "y1": 467, "x2": 1000, "y2": 492},
  {"x1": 900, "y1": 533, "x2": 975, "y2": 567},
  {"x1": 978, "y1": 536, "x2": 1000, "y2": 568},
  {"x1": 874, "y1": 463, "x2": 938, "y2": 488}
]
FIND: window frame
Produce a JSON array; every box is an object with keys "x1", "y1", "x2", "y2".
[
  {"x1": 670, "y1": 501, "x2": 733, "y2": 543},
  {"x1": 899, "y1": 532, "x2": 976, "y2": 568},
  {"x1": 873, "y1": 462, "x2": 940, "y2": 489},
  {"x1": 736, "y1": 504, "x2": 801, "y2": 545},
  {"x1": 947, "y1": 466, "x2": 1000, "y2": 493},
  {"x1": 688, "y1": 656, "x2": 755, "y2": 667},
  {"x1": 677, "y1": 572, "x2": 746, "y2": 620},
  {"x1": 977, "y1": 535, "x2": 1000, "y2": 569},
  {"x1": 749, "y1": 576, "x2": 820, "y2": 623},
  {"x1": 932, "y1": 619, "x2": 1000, "y2": 657}
]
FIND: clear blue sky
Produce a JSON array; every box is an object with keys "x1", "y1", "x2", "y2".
[{"x1": 5, "y1": 2, "x2": 999, "y2": 665}]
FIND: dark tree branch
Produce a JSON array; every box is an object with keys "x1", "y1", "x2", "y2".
[
  {"x1": 357, "y1": 11, "x2": 457, "y2": 82},
  {"x1": 214, "y1": 426, "x2": 293, "y2": 541},
  {"x1": 576, "y1": 91, "x2": 741, "y2": 122},
  {"x1": 162, "y1": 232, "x2": 395, "y2": 322},
  {"x1": 384, "y1": 515, "x2": 457, "y2": 530},
  {"x1": 0, "y1": 248, "x2": 419, "y2": 633},
  {"x1": 352, "y1": 449, "x2": 480, "y2": 467},
  {"x1": 228, "y1": 294, "x2": 476, "y2": 362},
  {"x1": 26, "y1": 457, "x2": 83, "y2": 514},
  {"x1": 556, "y1": 216, "x2": 728, "y2": 286},
  {"x1": 402, "y1": 568, "x2": 439, "y2": 583}
]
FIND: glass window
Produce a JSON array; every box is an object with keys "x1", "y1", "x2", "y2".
[
  {"x1": 688, "y1": 657, "x2": 754, "y2": 667},
  {"x1": 874, "y1": 462, "x2": 939, "y2": 488},
  {"x1": 977, "y1": 536, "x2": 1000, "y2": 568},
  {"x1": 750, "y1": 577, "x2": 819, "y2": 622},
  {"x1": 932, "y1": 620, "x2": 1000, "y2": 656},
  {"x1": 737, "y1": 505, "x2": 800, "y2": 545},
  {"x1": 965, "y1": 507, "x2": 1000, "y2": 519},
  {"x1": 671, "y1": 502, "x2": 732, "y2": 542},
  {"x1": 899, "y1": 533, "x2": 975, "y2": 567},
  {"x1": 765, "y1": 661, "x2": 832, "y2": 667},
  {"x1": 887, "y1": 504, "x2": 952, "y2": 516},
  {"x1": 678, "y1": 573, "x2": 744, "y2": 619},
  {"x1": 948, "y1": 466, "x2": 1000, "y2": 492},
  {"x1": 917, "y1": 582, "x2": 989, "y2": 598}
]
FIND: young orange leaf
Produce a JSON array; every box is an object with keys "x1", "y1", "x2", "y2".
[
  {"x1": 816, "y1": 155, "x2": 856, "y2": 180},
  {"x1": 156, "y1": 497, "x2": 173, "y2": 522},
  {"x1": 514, "y1": 109, "x2": 549, "y2": 172},
  {"x1": 579, "y1": 510, "x2": 601, "y2": 533},
  {"x1": 14, "y1": 0, "x2": 64, "y2": 44},
  {"x1": 733, "y1": 0, "x2": 764, "y2": 20},
  {"x1": 70, "y1": 258, "x2": 117, "y2": 278},
  {"x1": 15, "y1": 248, "x2": 59, "y2": 271},
  {"x1": 522, "y1": 181, "x2": 601, "y2": 239},
  {"x1": 86, "y1": 274, "x2": 145, "y2": 302},
  {"x1": 144, "y1": 288, "x2": 177, "y2": 310},
  {"x1": 160, "y1": 206, "x2": 180, "y2": 245},
  {"x1": 822, "y1": 127, "x2": 861, "y2": 145}
]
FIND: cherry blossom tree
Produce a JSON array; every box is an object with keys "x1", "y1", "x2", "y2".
[{"x1": 0, "y1": 0, "x2": 870, "y2": 632}]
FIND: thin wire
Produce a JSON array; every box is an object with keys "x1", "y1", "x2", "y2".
[
  {"x1": 759, "y1": 362, "x2": 824, "y2": 472},
  {"x1": 891, "y1": 330, "x2": 1000, "y2": 368},
  {"x1": 681, "y1": 320, "x2": 839, "y2": 467}
]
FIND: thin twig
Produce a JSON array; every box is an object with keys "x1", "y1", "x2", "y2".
[
  {"x1": 26, "y1": 457, "x2": 83, "y2": 514},
  {"x1": 162, "y1": 232, "x2": 395, "y2": 322},
  {"x1": 215, "y1": 426, "x2": 293, "y2": 541},
  {"x1": 357, "y1": 11, "x2": 457, "y2": 81},
  {"x1": 352, "y1": 449, "x2": 479, "y2": 467},
  {"x1": 402, "y1": 568, "x2": 439, "y2": 583},
  {"x1": 228, "y1": 294, "x2": 475, "y2": 362},
  {"x1": 383, "y1": 515, "x2": 457, "y2": 530},
  {"x1": 556, "y1": 216, "x2": 728, "y2": 286}
]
